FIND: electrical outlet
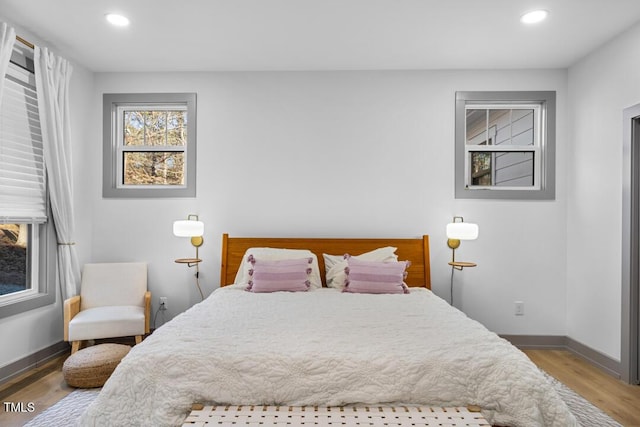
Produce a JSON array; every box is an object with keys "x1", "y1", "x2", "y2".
[
  {"x1": 159, "y1": 297, "x2": 168, "y2": 311},
  {"x1": 515, "y1": 301, "x2": 524, "y2": 316}
]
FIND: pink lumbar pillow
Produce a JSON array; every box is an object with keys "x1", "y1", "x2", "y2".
[
  {"x1": 343, "y1": 256, "x2": 410, "y2": 294},
  {"x1": 246, "y1": 255, "x2": 312, "y2": 293}
]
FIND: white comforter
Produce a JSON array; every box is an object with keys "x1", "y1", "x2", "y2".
[{"x1": 79, "y1": 286, "x2": 577, "y2": 427}]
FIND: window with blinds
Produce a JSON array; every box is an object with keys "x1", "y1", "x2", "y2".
[
  {"x1": 0, "y1": 45, "x2": 43, "y2": 304},
  {"x1": 0, "y1": 47, "x2": 46, "y2": 223}
]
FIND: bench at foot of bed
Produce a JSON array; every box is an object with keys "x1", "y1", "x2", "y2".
[{"x1": 183, "y1": 404, "x2": 490, "y2": 426}]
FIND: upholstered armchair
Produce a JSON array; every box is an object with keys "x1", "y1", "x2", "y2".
[{"x1": 64, "y1": 262, "x2": 151, "y2": 354}]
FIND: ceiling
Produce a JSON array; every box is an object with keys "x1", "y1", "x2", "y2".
[{"x1": 2, "y1": 0, "x2": 640, "y2": 73}]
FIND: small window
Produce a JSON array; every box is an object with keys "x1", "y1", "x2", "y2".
[
  {"x1": 0, "y1": 224, "x2": 38, "y2": 303},
  {"x1": 0, "y1": 221, "x2": 55, "y2": 319},
  {"x1": 103, "y1": 93, "x2": 197, "y2": 198},
  {"x1": 455, "y1": 91, "x2": 555, "y2": 200}
]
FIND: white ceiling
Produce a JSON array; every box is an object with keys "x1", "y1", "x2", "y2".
[{"x1": 2, "y1": 0, "x2": 640, "y2": 72}]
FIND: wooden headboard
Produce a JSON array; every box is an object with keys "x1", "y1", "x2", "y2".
[{"x1": 220, "y1": 234, "x2": 431, "y2": 289}]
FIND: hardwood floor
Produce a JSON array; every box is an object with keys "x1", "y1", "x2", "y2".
[
  {"x1": 0, "y1": 349, "x2": 639, "y2": 426},
  {"x1": 524, "y1": 349, "x2": 640, "y2": 426},
  {"x1": 0, "y1": 352, "x2": 73, "y2": 427}
]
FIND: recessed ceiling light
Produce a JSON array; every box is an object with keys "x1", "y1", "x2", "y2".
[
  {"x1": 105, "y1": 13, "x2": 130, "y2": 27},
  {"x1": 520, "y1": 9, "x2": 548, "y2": 24}
]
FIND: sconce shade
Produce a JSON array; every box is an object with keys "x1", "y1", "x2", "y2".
[
  {"x1": 446, "y1": 222, "x2": 479, "y2": 240},
  {"x1": 173, "y1": 220, "x2": 204, "y2": 237}
]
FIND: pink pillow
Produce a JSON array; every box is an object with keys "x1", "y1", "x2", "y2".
[
  {"x1": 343, "y1": 256, "x2": 410, "y2": 294},
  {"x1": 246, "y1": 255, "x2": 312, "y2": 293}
]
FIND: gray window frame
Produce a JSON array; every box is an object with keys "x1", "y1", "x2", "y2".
[
  {"x1": 103, "y1": 93, "x2": 197, "y2": 198},
  {"x1": 455, "y1": 91, "x2": 556, "y2": 200},
  {"x1": 0, "y1": 222, "x2": 56, "y2": 319}
]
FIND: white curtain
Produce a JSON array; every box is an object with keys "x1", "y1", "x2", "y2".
[
  {"x1": 34, "y1": 46, "x2": 80, "y2": 300},
  {"x1": 0, "y1": 23, "x2": 16, "y2": 105}
]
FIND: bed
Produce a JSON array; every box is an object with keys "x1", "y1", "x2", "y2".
[{"x1": 79, "y1": 234, "x2": 577, "y2": 427}]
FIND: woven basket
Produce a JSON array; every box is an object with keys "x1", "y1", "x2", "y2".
[{"x1": 63, "y1": 343, "x2": 130, "y2": 388}]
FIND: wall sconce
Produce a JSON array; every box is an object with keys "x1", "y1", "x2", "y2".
[
  {"x1": 446, "y1": 216, "x2": 479, "y2": 269},
  {"x1": 173, "y1": 214, "x2": 205, "y2": 300},
  {"x1": 446, "y1": 216, "x2": 478, "y2": 306}
]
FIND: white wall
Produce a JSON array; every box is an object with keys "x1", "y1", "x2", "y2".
[
  {"x1": 6, "y1": 9, "x2": 640, "y2": 379},
  {"x1": 89, "y1": 69, "x2": 569, "y2": 334},
  {"x1": 0, "y1": 19, "x2": 95, "y2": 369},
  {"x1": 566, "y1": 22, "x2": 640, "y2": 360},
  {"x1": 0, "y1": 23, "x2": 571, "y2": 370}
]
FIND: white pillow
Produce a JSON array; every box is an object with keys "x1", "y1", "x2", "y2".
[
  {"x1": 234, "y1": 247, "x2": 323, "y2": 289},
  {"x1": 323, "y1": 246, "x2": 398, "y2": 289}
]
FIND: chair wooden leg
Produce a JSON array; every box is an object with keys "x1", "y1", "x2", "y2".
[
  {"x1": 135, "y1": 335, "x2": 142, "y2": 345},
  {"x1": 71, "y1": 341, "x2": 81, "y2": 354}
]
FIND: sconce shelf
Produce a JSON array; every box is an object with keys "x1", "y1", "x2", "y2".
[
  {"x1": 448, "y1": 261, "x2": 477, "y2": 269},
  {"x1": 175, "y1": 258, "x2": 202, "y2": 266}
]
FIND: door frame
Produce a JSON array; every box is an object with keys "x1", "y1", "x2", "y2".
[{"x1": 622, "y1": 103, "x2": 640, "y2": 384}]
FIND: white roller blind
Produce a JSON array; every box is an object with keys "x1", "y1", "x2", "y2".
[{"x1": 0, "y1": 56, "x2": 46, "y2": 223}]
